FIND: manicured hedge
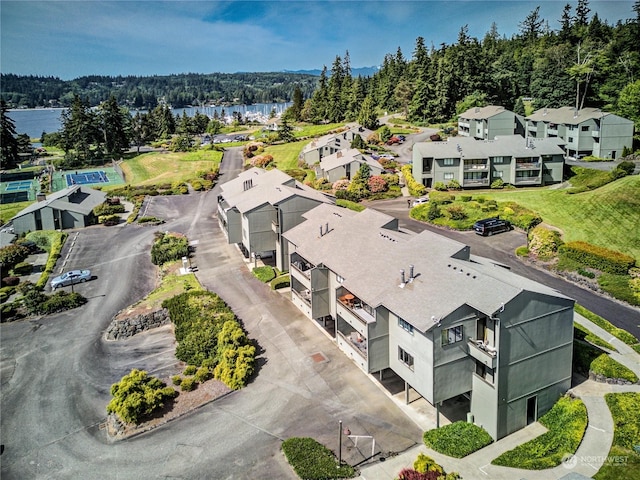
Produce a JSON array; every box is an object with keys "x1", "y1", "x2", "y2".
[
  {"x1": 528, "y1": 226, "x2": 563, "y2": 260},
  {"x1": 36, "y1": 231, "x2": 67, "y2": 289},
  {"x1": 491, "y1": 396, "x2": 587, "y2": 469},
  {"x1": 559, "y1": 241, "x2": 635, "y2": 275},
  {"x1": 151, "y1": 233, "x2": 189, "y2": 265},
  {"x1": 270, "y1": 274, "x2": 290, "y2": 290},
  {"x1": 423, "y1": 421, "x2": 493, "y2": 458},
  {"x1": 336, "y1": 199, "x2": 366, "y2": 212},
  {"x1": 574, "y1": 323, "x2": 616, "y2": 351},
  {"x1": 252, "y1": 266, "x2": 276, "y2": 283},
  {"x1": 282, "y1": 437, "x2": 356, "y2": 479},
  {"x1": 401, "y1": 165, "x2": 427, "y2": 197}
]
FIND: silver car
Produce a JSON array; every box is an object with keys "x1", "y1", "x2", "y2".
[{"x1": 51, "y1": 270, "x2": 91, "y2": 289}]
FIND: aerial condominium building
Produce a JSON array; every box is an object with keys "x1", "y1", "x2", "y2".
[{"x1": 283, "y1": 204, "x2": 574, "y2": 440}]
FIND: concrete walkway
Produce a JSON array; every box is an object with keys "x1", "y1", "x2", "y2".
[{"x1": 359, "y1": 313, "x2": 640, "y2": 479}]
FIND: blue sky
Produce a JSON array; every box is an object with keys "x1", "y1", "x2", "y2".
[{"x1": 1, "y1": 1, "x2": 635, "y2": 79}]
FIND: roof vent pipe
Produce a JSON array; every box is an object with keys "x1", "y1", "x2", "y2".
[
  {"x1": 400, "y1": 269, "x2": 406, "y2": 286},
  {"x1": 319, "y1": 225, "x2": 323, "y2": 237},
  {"x1": 409, "y1": 265, "x2": 414, "y2": 282},
  {"x1": 325, "y1": 222, "x2": 329, "y2": 235}
]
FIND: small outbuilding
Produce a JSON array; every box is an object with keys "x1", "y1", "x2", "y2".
[{"x1": 10, "y1": 185, "x2": 107, "y2": 235}]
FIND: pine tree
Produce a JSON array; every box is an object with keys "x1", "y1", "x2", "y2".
[
  {"x1": 0, "y1": 100, "x2": 19, "y2": 169},
  {"x1": 357, "y1": 95, "x2": 378, "y2": 130},
  {"x1": 60, "y1": 95, "x2": 100, "y2": 165},
  {"x1": 98, "y1": 95, "x2": 130, "y2": 158}
]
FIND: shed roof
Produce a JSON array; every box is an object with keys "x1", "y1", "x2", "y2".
[{"x1": 11, "y1": 186, "x2": 106, "y2": 220}]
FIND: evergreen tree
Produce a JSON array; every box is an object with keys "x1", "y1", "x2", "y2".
[
  {"x1": 60, "y1": 95, "x2": 100, "y2": 165},
  {"x1": 575, "y1": 0, "x2": 591, "y2": 26},
  {"x1": 290, "y1": 86, "x2": 304, "y2": 121},
  {"x1": 357, "y1": 95, "x2": 378, "y2": 130},
  {"x1": 519, "y1": 6, "x2": 544, "y2": 42},
  {"x1": 98, "y1": 95, "x2": 130, "y2": 158},
  {"x1": 0, "y1": 100, "x2": 19, "y2": 169},
  {"x1": 327, "y1": 55, "x2": 346, "y2": 123},
  {"x1": 277, "y1": 119, "x2": 295, "y2": 143}
]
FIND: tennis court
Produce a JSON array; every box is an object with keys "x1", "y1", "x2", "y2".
[
  {"x1": 66, "y1": 170, "x2": 110, "y2": 187},
  {"x1": 4, "y1": 180, "x2": 34, "y2": 191}
]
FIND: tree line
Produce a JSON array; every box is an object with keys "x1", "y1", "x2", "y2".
[
  {"x1": 0, "y1": 72, "x2": 319, "y2": 109},
  {"x1": 293, "y1": 0, "x2": 640, "y2": 130}
]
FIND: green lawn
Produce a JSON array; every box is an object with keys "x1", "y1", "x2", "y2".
[
  {"x1": 0, "y1": 200, "x2": 33, "y2": 224},
  {"x1": 483, "y1": 175, "x2": 640, "y2": 262},
  {"x1": 264, "y1": 141, "x2": 307, "y2": 170},
  {"x1": 120, "y1": 150, "x2": 222, "y2": 185}
]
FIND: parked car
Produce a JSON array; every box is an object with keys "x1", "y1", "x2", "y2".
[
  {"x1": 412, "y1": 197, "x2": 429, "y2": 206},
  {"x1": 15, "y1": 240, "x2": 43, "y2": 254},
  {"x1": 473, "y1": 218, "x2": 512, "y2": 236},
  {"x1": 51, "y1": 270, "x2": 92, "y2": 289}
]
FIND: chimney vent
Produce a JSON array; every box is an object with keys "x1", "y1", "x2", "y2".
[
  {"x1": 409, "y1": 265, "x2": 415, "y2": 282},
  {"x1": 319, "y1": 225, "x2": 323, "y2": 237},
  {"x1": 400, "y1": 269, "x2": 406, "y2": 286}
]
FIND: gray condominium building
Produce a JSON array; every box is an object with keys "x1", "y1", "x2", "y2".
[
  {"x1": 283, "y1": 204, "x2": 574, "y2": 440},
  {"x1": 412, "y1": 135, "x2": 566, "y2": 189}
]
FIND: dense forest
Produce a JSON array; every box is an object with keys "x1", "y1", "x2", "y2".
[
  {"x1": 0, "y1": 72, "x2": 319, "y2": 109},
  {"x1": 298, "y1": 0, "x2": 640, "y2": 128}
]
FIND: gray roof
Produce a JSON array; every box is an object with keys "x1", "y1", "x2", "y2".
[
  {"x1": 220, "y1": 167, "x2": 332, "y2": 214},
  {"x1": 320, "y1": 148, "x2": 384, "y2": 172},
  {"x1": 526, "y1": 106, "x2": 626, "y2": 125},
  {"x1": 11, "y1": 186, "x2": 107, "y2": 220},
  {"x1": 0, "y1": 232, "x2": 17, "y2": 248},
  {"x1": 285, "y1": 204, "x2": 570, "y2": 331},
  {"x1": 413, "y1": 135, "x2": 565, "y2": 160},
  {"x1": 302, "y1": 124, "x2": 373, "y2": 154},
  {"x1": 459, "y1": 105, "x2": 510, "y2": 120}
]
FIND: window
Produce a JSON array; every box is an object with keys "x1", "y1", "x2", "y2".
[
  {"x1": 581, "y1": 125, "x2": 589, "y2": 131},
  {"x1": 493, "y1": 171, "x2": 503, "y2": 178},
  {"x1": 568, "y1": 137, "x2": 574, "y2": 143},
  {"x1": 442, "y1": 325, "x2": 464, "y2": 346},
  {"x1": 443, "y1": 158, "x2": 454, "y2": 166},
  {"x1": 444, "y1": 172, "x2": 454, "y2": 180},
  {"x1": 398, "y1": 318, "x2": 414, "y2": 334},
  {"x1": 492, "y1": 157, "x2": 503, "y2": 164},
  {"x1": 399, "y1": 346, "x2": 414, "y2": 370}
]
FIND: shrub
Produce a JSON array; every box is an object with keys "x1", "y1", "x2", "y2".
[
  {"x1": 194, "y1": 366, "x2": 211, "y2": 383},
  {"x1": 36, "y1": 231, "x2": 67, "y2": 289},
  {"x1": 413, "y1": 453, "x2": 444, "y2": 475},
  {"x1": 180, "y1": 377, "x2": 196, "y2": 391},
  {"x1": 460, "y1": 195, "x2": 472, "y2": 202},
  {"x1": 99, "y1": 214, "x2": 120, "y2": 226},
  {"x1": 491, "y1": 178, "x2": 505, "y2": 189},
  {"x1": 492, "y1": 396, "x2": 587, "y2": 469},
  {"x1": 401, "y1": 165, "x2": 427, "y2": 196},
  {"x1": 598, "y1": 273, "x2": 640, "y2": 306},
  {"x1": 213, "y1": 321, "x2": 256, "y2": 390},
  {"x1": 137, "y1": 216, "x2": 164, "y2": 224},
  {"x1": 171, "y1": 375, "x2": 182, "y2": 386},
  {"x1": 577, "y1": 268, "x2": 596, "y2": 279},
  {"x1": 106, "y1": 369, "x2": 177, "y2": 424},
  {"x1": 270, "y1": 274, "x2": 291, "y2": 290},
  {"x1": 367, "y1": 175, "x2": 388, "y2": 193},
  {"x1": 446, "y1": 179, "x2": 462, "y2": 190},
  {"x1": 434, "y1": 181, "x2": 447, "y2": 191},
  {"x1": 528, "y1": 226, "x2": 564, "y2": 260},
  {"x1": 13, "y1": 262, "x2": 33, "y2": 275},
  {"x1": 184, "y1": 365, "x2": 197, "y2": 376},
  {"x1": 427, "y1": 202, "x2": 442, "y2": 221},
  {"x1": 560, "y1": 241, "x2": 635, "y2": 275},
  {"x1": 0, "y1": 244, "x2": 30, "y2": 271},
  {"x1": 333, "y1": 179, "x2": 350, "y2": 191},
  {"x1": 423, "y1": 421, "x2": 493, "y2": 458},
  {"x1": 398, "y1": 469, "x2": 442, "y2": 480},
  {"x1": 515, "y1": 246, "x2": 530, "y2": 257},
  {"x1": 281, "y1": 437, "x2": 356, "y2": 479},
  {"x1": 2, "y1": 276, "x2": 20, "y2": 287},
  {"x1": 447, "y1": 204, "x2": 467, "y2": 220},
  {"x1": 93, "y1": 202, "x2": 125, "y2": 216},
  {"x1": 429, "y1": 191, "x2": 455, "y2": 204},
  {"x1": 151, "y1": 233, "x2": 189, "y2": 265},
  {"x1": 605, "y1": 392, "x2": 640, "y2": 451},
  {"x1": 336, "y1": 199, "x2": 365, "y2": 212},
  {"x1": 252, "y1": 266, "x2": 276, "y2": 283}
]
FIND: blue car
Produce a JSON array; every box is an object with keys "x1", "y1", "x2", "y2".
[{"x1": 51, "y1": 270, "x2": 91, "y2": 289}]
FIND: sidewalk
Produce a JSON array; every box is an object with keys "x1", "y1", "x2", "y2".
[{"x1": 359, "y1": 312, "x2": 640, "y2": 480}]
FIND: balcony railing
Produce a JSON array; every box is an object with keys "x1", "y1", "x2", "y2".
[
  {"x1": 547, "y1": 128, "x2": 558, "y2": 135},
  {"x1": 291, "y1": 259, "x2": 313, "y2": 278},
  {"x1": 468, "y1": 339, "x2": 497, "y2": 369},
  {"x1": 462, "y1": 178, "x2": 489, "y2": 186},
  {"x1": 292, "y1": 288, "x2": 311, "y2": 306},
  {"x1": 272, "y1": 220, "x2": 279, "y2": 233},
  {"x1": 591, "y1": 129, "x2": 600, "y2": 138},
  {"x1": 337, "y1": 330, "x2": 368, "y2": 359},
  {"x1": 514, "y1": 177, "x2": 542, "y2": 185},
  {"x1": 515, "y1": 162, "x2": 541, "y2": 170},
  {"x1": 463, "y1": 163, "x2": 488, "y2": 171},
  {"x1": 338, "y1": 294, "x2": 376, "y2": 324}
]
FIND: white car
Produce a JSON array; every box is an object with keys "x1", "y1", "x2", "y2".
[
  {"x1": 51, "y1": 270, "x2": 91, "y2": 289},
  {"x1": 412, "y1": 197, "x2": 429, "y2": 207}
]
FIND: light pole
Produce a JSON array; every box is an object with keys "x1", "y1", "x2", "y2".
[{"x1": 338, "y1": 420, "x2": 342, "y2": 465}]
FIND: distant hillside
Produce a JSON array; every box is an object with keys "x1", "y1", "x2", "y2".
[
  {"x1": 0, "y1": 72, "x2": 319, "y2": 109},
  {"x1": 283, "y1": 66, "x2": 379, "y2": 77}
]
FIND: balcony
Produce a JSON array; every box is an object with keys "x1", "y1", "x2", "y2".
[
  {"x1": 463, "y1": 162, "x2": 488, "y2": 171},
  {"x1": 591, "y1": 129, "x2": 600, "y2": 138},
  {"x1": 337, "y1": 330, "x2": 368, "y2": 359},
  {"x1": 462, "y1": 178, "x2": 489, "y2": 187},
  {"x1": 291, "y1": 256, "x2": 313, "y2": 278},
  {"x1": 514, "y1": 177, "x2": 542, "y2": 185},
  {"x1": 338, "y1": 292, "x2": 376, "y2": 324},
  {"x1": 272, "y1": 220, "x2": 279, "y2": 233},
  {"x1": 547, "y1": 128, "x2": 558, "y2": 135},
  {"x1": 468, "y1": 339, "x2": 497, "y2": 369},
  {"x1": 292, "y1": 288, "x2": 311, "y2": 306},
  {"x1": 515, "y1": 162, "x2": 541, "y2": 170}
]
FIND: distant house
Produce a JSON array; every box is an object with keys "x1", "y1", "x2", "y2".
[
  {"x1": 301, "y1": 125, "x2": 373, "y2": 165},
  {"x1": 526, "y1": 107, "x2": 634, "y2": 160},
  {"x1": 10, "y1": 185, "x2": 106, "y2": 235},
  {"x1": 283, "y1": 203, "x2": 574, "y2": 441},
  {"x1": 458, "y1": 106, "x2": 525, "y2": 140},
  {"x1": 412, "y1": 135, "x2": 565, "y2": 188},
  {"x1": 216, "y1": 167, "x2": 333, "y2": 271},
  {"x1": 315, "y1": 148, "x2": 385, "y2": 183}
]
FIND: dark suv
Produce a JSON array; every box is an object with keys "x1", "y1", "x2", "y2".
[{"x1": 473, "y1": 217, "x2": 512, "y2": 236}]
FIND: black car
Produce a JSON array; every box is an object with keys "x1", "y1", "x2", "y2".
[{"x1": 473, "y1": 217, "x2": 512, "y2": 236}]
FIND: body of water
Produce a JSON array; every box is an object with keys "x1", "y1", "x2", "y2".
[{"x1": 8, "y1": 102, "x2": 291, "y2": 139}]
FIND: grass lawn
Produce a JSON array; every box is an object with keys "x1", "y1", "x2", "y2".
[
  {"x1": 594, "y1": 393, "x2": 640, "y2": 480},
  {"x1": 483, "y1": 175, "x2": 640, "y2": 262},
  {"x1": 294, "y1": 123, "x2": 344, "y2": 138},
  {"x1": 0, "y1": 200, "x2": 33, "y2": 224},
  {"x1": 264, "y1": 140, "x2": 307, "y2": 170},
  {"x1": 120, "y1": 150, "x2": 222, "y2": 185}
]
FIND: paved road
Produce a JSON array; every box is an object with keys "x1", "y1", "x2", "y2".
[{"x1": 364, "y1": 197, "x2": 640, "y2": 338}]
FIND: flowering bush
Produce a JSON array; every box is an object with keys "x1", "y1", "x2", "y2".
[
  {"x1": 251, "y1": 154, "x2": 274, "y2": 168},
  {"x1": 367, "y1": 175, "x2": 388, "y2": 193},
  {"x1": 333, "y1": 179, "x2": 350, "y2": 191}
]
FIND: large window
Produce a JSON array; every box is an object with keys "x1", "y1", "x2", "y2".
[
  {"x1": 444, "y1": 172, "x2": 454, "y2": 180},
  {"x1": 442, "y1": 325, "x2": 464, "y2": 346},
  {"x1": 398, "y1": 318, "x2": 414, "y2": 334},
  {"x1": 398, "y1": 346, "x2": 414, "y2": 370},
  {"x1": 443, "y1": 158, "x2": 454, "y2": 166}
]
